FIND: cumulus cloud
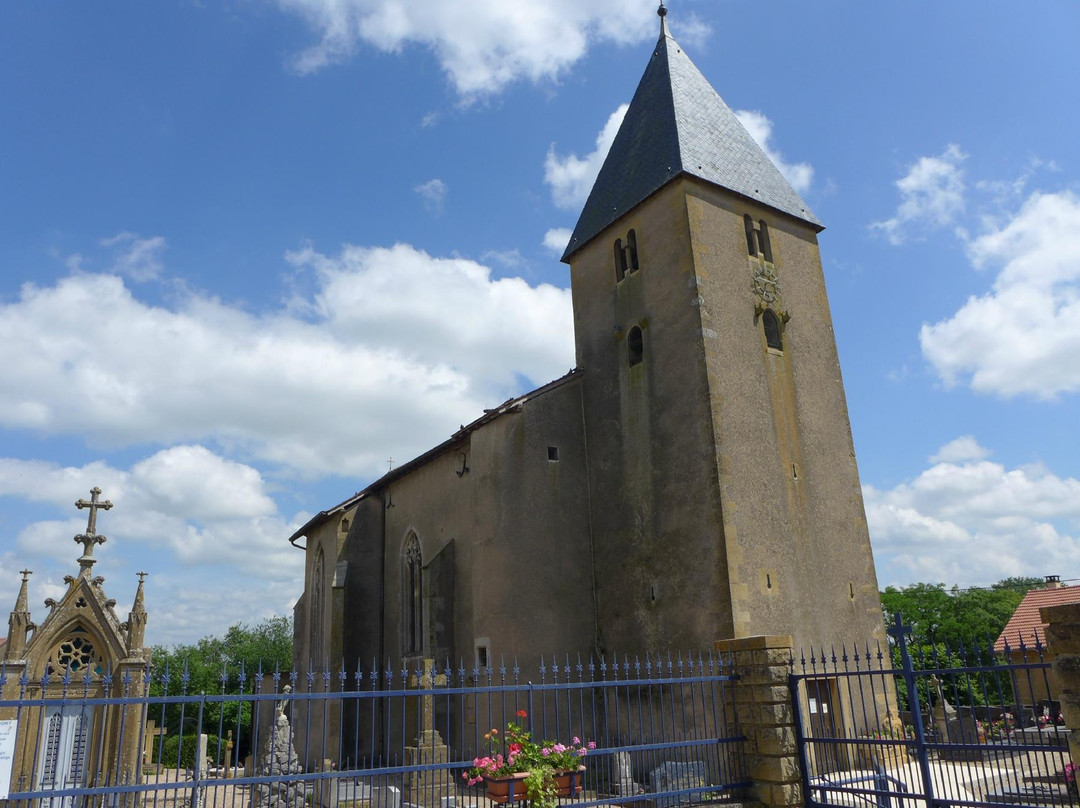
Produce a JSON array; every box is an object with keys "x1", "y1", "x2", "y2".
[
  {"x1": 545, "y1": 104, "x2": 629, "y2": 210},
  {"x1": 0, "y1": 451, "x2": 306, "y2": 645},
  {"x1": 101, "y1": 232, "x2": 167, "y2": 281},
  {"x1": 276, "y1": 0, "x2": 671, "y2": 97},
  {"x1": 414, "y1": 178, "x2": 447, "y2": 213},
  {"x1": 871, "y1": 144, "x2": 967, "y2": 245},
  {"x1": 0, "y1": 242, "x2": 574, "y2": 479},
  {"x1": 929, "y1": 436, "x2": 990, "y2": 464},
  {"x1": 866, "y1": 439, "x2": 1080, "y2": 586},
  {"x1": 920, "y1": 190, "x2": 1080, "y2": 398},
  {"x1": 733, "y1": 110, "x2": 813, "y2": 194},
  {"x1": 543, "y1": 228, "x2": 572, "y2": 255}
]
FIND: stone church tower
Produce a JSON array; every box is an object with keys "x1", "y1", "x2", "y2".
[
  {"x1": 1, "y1": 488, "x2": 150, "y2": 805},
  {"x1": 562, "y1": 6, "x2": 883, "y2": 653}
]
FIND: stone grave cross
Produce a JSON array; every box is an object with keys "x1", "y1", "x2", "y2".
[
  {"x1": 403, "y1": 660, "x2": 452, "y2": 807},
  {"x1": 74, "y1": 486, "x2": 113, "y2": 571},
  {"x1": 416, "y1": 659, "x2": 446, "y2": 742}
]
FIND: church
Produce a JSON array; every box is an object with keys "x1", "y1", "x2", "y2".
[{"x1": 289, "y1": 6, "x2": 886, "y2": 683}]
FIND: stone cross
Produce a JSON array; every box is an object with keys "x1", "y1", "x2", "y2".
[
  {"x1": 137, "y1": 571, "x2": 148, "y2": 583},
  {"x1": 74, "y1": 487, "x2": 113, "y2": 570},
  {"x1": 416, "y1": 659, "x2": 446, "y2": 736},
  {"x1": 19, "y1": 569, "x2": 31, "y2": 582}
]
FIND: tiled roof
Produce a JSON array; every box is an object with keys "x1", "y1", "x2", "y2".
[
  {"x1": 562, "y1": 23, "x2": 821, "y2": 262},
  {"x1": 994, "y1": 586, "x2": 1080, "y2": 652}
]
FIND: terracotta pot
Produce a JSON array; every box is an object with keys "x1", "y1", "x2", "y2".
[{"x1": 484, "y1": 767, "x2": 586, "y2": 803}]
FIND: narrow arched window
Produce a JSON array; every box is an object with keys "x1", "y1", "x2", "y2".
[
  {"x1": 628, "y1": 326, "x2": 644, "y2": 366},
  {"x1": 758, "y1": 220, "x2": 773, "y2": 263},
  {"x1": 614, "y1": 238, "x2": 627, "y2": 282},
  {"x1": 626, "y1": 229, "x2": 639, "y2": 272},
  {"x1": 310, "y1": 547, "x2": 324, "y2": 662},
  {"x1": 403, "y1": 534, "x2": 423, "y2": 655},
  {"x1": 744, "y1": 215, "x2": 757, "y2": 257},
  {"x1": 763, "y1": 309, "x2": 783, "y2": 351}
]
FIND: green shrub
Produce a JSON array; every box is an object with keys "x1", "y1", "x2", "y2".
[{"x1": 154, "y1": 733, "x2": 224, "y2": 769}]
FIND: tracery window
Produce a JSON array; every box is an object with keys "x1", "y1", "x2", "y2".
[
  {"x1": 46, "y1": 625, "x2": 105, "y2": 678},
  {"x1": 403, "y1": 534, "x2": 424, "y2": 655}
]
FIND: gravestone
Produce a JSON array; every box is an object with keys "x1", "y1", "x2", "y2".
[
  {"x1": 613, "y1": 751, "x2": 640, "y2": 796},
  {"x1": 649, "y1": 761, "x2": 705, "y2": 808},
  {"x1": 403, "y1": 661, "x2": 453, "y2": 808},
  {"x1": 372, "y1": 785, "x2": 401, "y2": 808},
  {"x1": 252, "y1": 686, "x2": 305, "y2": 808}
]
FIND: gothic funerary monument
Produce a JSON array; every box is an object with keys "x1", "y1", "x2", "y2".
[{"x1": 291, "y1": 8, "x2": 884, "y2": 680}]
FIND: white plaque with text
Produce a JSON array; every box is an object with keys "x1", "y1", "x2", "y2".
[{"x1": 0, "y1": 719, "x2": 17, "y2": 799}]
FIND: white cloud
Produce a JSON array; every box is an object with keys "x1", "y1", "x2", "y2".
[
  {"x1": 543, "y1": 228, "x2": 572, "y2": 255},
  {"x1": 414, "y1": 178, "x2": 447, "y2": 213},
  {"x1": 733, "y1": 110, "x2": 813, "y2": 195},
  {"x1": 275, "y1": 0, "x2": 673, "y2": 97},
  {"x1": 871, "y1": 144, "x2": 967, "y2": 245},
  {"x1": 929, "y1": 436, "x2": 990, "y2": 464},
  {"x1": 866, "y1": 441, "x2": 1080, "y2": 586},
  {"x1": 101, "y1": 232, "x2": 167, "y2": 281},
  {"x1": 545, "y1": 104, "x2": 629, "y2": 211},
  {"x1": 920, "y1": 190, "x2": 1080, "y2": 398},
  {"x1": 0, "y1": 242, "x2": 574, "y2": 479},
  {"x1": 0, "y1": 450, "x2": 307, "y2": 645}
]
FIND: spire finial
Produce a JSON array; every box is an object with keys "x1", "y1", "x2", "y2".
[
  {"x1": 19, "y1": 569, "x2": 32, "y2": 583},
  {"x1": 657, "y1": 2, "x2": 669, "y2": 36},
  {"x1": 74, "y1": 486, "x2": 112, "y2": 573}
]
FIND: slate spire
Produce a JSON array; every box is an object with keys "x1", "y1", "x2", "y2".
[{"x1": 562, "y1": 7, "x2": 821, "y2": 262}]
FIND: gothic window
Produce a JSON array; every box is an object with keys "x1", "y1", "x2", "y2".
[
  {"x1": 46, "y1": 625, "x2": 105, "y2": 678},
  {"x1": 744, "y1": 215, "x2": 757, "y2": 257},
  {"x1": 626, "y1": 229, "x2": 639, "y2": 272},
  {"x1": 403, "y1": 534, "x2": 423, "y2": 655},
  {"x1": 627, "y1": 326, "x2": 644, "y2": 366},
  {"x1": 763, "y1": 309, "x2": 783, "y2": 351},
  {"x1": 310, "y1": 547, "x2": 324, "y2": 663},
  {"x1": 613, "y1": 238, "x2": 627, "y2": 282},
  {"x1": 758, "y1": 220, "x2": 773, "y2": 263}
]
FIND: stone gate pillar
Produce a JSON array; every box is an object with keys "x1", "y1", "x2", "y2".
[
  {"x1": 1041, "y1": 603, "x2": 1080, "y2": 766},
  {"x1": 714, "y1": 635, "x2": 800, "y2": 808}
]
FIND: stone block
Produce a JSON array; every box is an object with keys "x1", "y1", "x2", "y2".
[
  {"x1": 750, "y1": 756, "x2": 798, "y2": 785},
  {"x1": 753, "y1": 685, "x2": 790, "y2": 704},
  {"x1": 755, "y1": 727, "x2": 796, "y2": 757},
  {"x1": 1044, "y1": 623, "x2": 1080, "y2": 655},
  {"x1": 649, "y1": 760, "x2": 706, "y2": 808},
  {"x1": 1042, "y1": 604, "x2": 1080, "y2": 627},
  {"x1": 756, "y1": 702, "x2": 793, "y2": 726},
  {"x1": 371, "y1": 785, "x2": 401, "y2": 808},
  {"x1": 715, "y1": 636, "x2": 792, "y2": 654}
]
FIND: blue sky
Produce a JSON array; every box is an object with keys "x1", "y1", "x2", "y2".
[{"x1": 2, "y1": 1, "x2": 1079, "y2": 646}]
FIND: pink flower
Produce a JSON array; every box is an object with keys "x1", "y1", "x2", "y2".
[
  {"x1": 542, "y1": 748, "x2": 551, "y2": 757},
  {"x1": 577, "y1": 749, "x2": 587, "y2": 757},
  {"x1": 587, "y1": 741, "x2": 596, "y2": 749},
  {"x1": 572, "y1": 737, "x2": 580, "y2": 745},
  {"x1": 553, "y1": 744, "x2": 566, "y2": 753}
]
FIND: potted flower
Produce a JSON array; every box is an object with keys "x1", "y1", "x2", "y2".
[{"x1": 462, "y1": 711, "x2": 595, "y2": 808}]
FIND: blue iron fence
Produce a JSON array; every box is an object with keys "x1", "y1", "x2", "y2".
[
  {"x1": 790, "y1": 613, "x2": 1077, "y2": 808},
  {"x1": 0, "y1": 653, "x2": 748, "y2": 808}
]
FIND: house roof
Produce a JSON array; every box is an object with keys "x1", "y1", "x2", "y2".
[
  {"x1": 994, "y1": 586, "x2": 1080, "y2": 652},
  {"x1": 561, "y1": 14, "x2": 821, "y2": 262},
  {"x1": 287, "y1": 369, "x2": 582, "y2": 546}
]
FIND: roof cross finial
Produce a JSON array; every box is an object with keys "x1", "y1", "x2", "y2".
[
  {"x1": 19, "y1": 569, "x2": 32, "y2": 582},
  {"x1": 137, "y1": 571, "x2": 148, "y2": 583},
  {"x1": 74, "y1": 486, "x2": 113, "y2": 573}
]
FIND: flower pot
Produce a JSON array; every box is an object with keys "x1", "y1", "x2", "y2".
[
  {"x1": 484, "y1": 773, "x2": 530, "y2": 803},
  {"x1": 483, "y1": 767, "x2": 586, "y2": 803}
]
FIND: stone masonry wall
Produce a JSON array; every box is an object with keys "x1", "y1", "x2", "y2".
[
  {"x1": 715, "y1": 635, "x2": 801, "y2": 808},
  {"x1": 1041, "y1": 603, "x2": 1080, "y2": 767}
]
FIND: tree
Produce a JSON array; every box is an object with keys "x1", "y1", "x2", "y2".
[{"x1": 147, "y1": 616, "x2": 293, "y2": 765}]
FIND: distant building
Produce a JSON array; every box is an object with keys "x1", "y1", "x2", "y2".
[
  {"x1": 994, "y1": 575, "x2": 1080, "y2": 706},
  {"x1": 289, "y1": 7, "x2": 886, "y2": 766},
  {"x1": 1, "y1": 488, "x2": 149, "y2": 808}
]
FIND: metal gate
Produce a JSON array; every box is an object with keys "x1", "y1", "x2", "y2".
[{"x1": 791, "y1": 614, "x2": 1078, "y2": 808}]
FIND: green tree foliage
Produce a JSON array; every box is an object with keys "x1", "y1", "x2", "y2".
[
  {"x1": 146, "y1": 616, "x2": 293, "y2": 765},
  {"x1": 881, "y1": 578, "x2": 1046, "y2": 710}
]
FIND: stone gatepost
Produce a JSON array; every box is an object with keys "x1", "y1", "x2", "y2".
[
  {"x1": 714, "y1": 635, "x2": 800, "y2": 808},
  {"x1": 1040, "y1": 603, "x2": 1080, "y2": 766}
]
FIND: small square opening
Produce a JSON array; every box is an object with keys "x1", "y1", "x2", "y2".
[{"x1": 548, "y1": 446, "x2": 559, "y2": 461}]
